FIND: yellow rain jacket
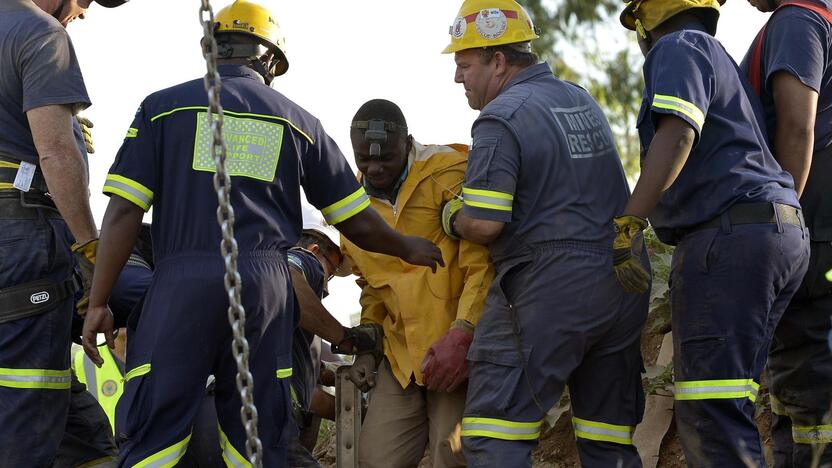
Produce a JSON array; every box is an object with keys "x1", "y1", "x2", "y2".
[{"x1": 342, "y1": 141, "x2": 494, "y2": 389}]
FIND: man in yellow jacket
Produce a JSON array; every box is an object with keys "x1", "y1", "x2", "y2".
[{"x1": 342, "y1": 99, "x2": 494, "y2": 468}]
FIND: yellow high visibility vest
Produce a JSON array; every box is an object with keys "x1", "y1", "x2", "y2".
[{"x1": 74, "y1": 345, "x2": 124, "y2": 434}]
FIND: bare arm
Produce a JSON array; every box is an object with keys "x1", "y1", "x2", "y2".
[
  {"x1": 290, "y1": 267, "x2": 345, "y2": 344},
  {"x1": 335, "y1": 207, "x2": 444, "y2": 271},
  {"x1": 623, "y1": 115, "x2": 696, "y2": 217},
  {"x1": 82, "y1": 196, "x2": 143, "y2": 365},
  {"x1": 771, "y1": 71, "x2": 818, "y2": 197},
  {"x1": 454, "y1": 213, "x2": 504, "y2": 245},
  {"x1": 27, "y1": 105, "x2": 96, "y2": 244}
]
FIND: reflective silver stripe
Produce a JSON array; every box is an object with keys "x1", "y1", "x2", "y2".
[
  {"x1": 82, "y1": 356, "x2": 99, "y2": 402},
  {"x1": 463, "y1": 193, "x2": 513, "y2": 209},
  {"x1": 572, "y1": 420, "x2": 633, "y2": 444},
  {"x1": 323, "y1": 192, "x2": 369, "y2": 225},
  {"x1": 103, "y1": 178, "x2": 152, "y2": 209},
  {"x1": 793, "y1": 425, "x2": 832, "y2": 444},
  {"x1": 462, "y1": 423, "x2": 539, "y2": 437},
  {"x1": 675, "y1": 384, "x2": 758, "y2": 399},
  {"x1": 0, "y1": 373, "x2": 71, "y2": 385}
]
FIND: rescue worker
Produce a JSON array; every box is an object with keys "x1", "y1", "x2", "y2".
[
  {"x1": 0, "y1": 0, "x2": 124, "y2": 465},
  {"x1": 74, "y1": 331, "x2": 126, "y2": 434},
  {"x1": 618, "y1": 0, "x2": 810, "y2": 465},
  {"x1": 739, "y1": 1, "x2": 832, "y2": 465},
  {"x1": 285, "y1": 205, "x2": 361, "y2": 467},
  {"x1": 80, "y1": 1, "x2": 443, "y2": 466},
  {"x1": 341, "y1": 98, "x2": 494, "y2": 468},
  {"x1": 440, "y1": 1, "x2": 650, "y2": 466}
]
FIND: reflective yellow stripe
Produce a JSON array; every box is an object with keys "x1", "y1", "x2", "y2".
[
  {"x1": 0, "y1": 183, "x2": 14, "y2": 190},
  {"x1": 125, "y1": 363, "x2": 151, "y2": 382},
  {"x1": 320, "y1": 187, "x2": 371, "y2": 225},
  {"x1": 572, "y1": 417, "x2": 634, "y2": 445},
  {"x1": 103, "y1": 174, "x2": 154, "y2": 211},
  {"x1": 793, "y1": 424, "x2": 832, "y2": 444},
  {"x1": 276, "y1": 368, "x2": 293, "y2": 379},
  {"x1": 0, "y1": 161, "x2": 20, "y2": 169},
  {"x1": 125, "y1": 127, "x2": 138, "y2": 139},
  {"x1": 0, "y1": 367, "x2": 71, "y2": 390},
  {"x1": 652, "y1": 94, "x2": 705, "y2": 130},
  {"x1": 674, "y1": 379, "x2": 759, "y2": 402},
  {"x1": 76, "y1": 456, "x2": 117, "y2": 468},
  {"x1": 219, "y1": 425, "x2": 252, "y2": 468},
  {"x1": 134, "y1": 433, "x2": 191, "y2": 468},
  {"x1": 149, "y1": 106, "x2": 314, "y2": 144},
  {"x1": 462, "y1": 187, "x2": 514, "y2": 212},
  {"x1": 460, "y1": 417, "x2": 541, "y2": 441}
]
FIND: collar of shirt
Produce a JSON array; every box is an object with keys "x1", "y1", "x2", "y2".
[
  {"x1": 362, "y1": 150, "x2": 414, "y2": 204},
  {"x1": 217, "y1": 64, "x2": 263, "y2": 82},
  {"x1": 502, "y1": 62, "x2": 553, "y2": 91}
]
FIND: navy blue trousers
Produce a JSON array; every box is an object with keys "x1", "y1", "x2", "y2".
[
  {"x1": 116, "y1": 252, "x2": 294, "y2": 467},
  {"x1": 768, "y1": 241, "x2": 832, "y2": 468},
  {"x1": 670, "y1": 222, "x2": 809, "y2": 468},
  {"x1": 462, "y1": 241, "x2": 650, "y2": 468},
  {"x1": 0, "y1": 215, "x2": 75, "y2": 467}
]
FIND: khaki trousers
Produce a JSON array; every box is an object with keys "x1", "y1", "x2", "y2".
[{"x1": 358, "y1": 359, "x2": 467, "y2": 468}]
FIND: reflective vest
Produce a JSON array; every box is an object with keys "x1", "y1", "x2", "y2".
[{"x1": 74, "y1": 345, "x2": 124, "y2": 434}]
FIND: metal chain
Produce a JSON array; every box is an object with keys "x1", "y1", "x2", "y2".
[{"x1": 198, "y1": 2, "x2": 263, "y2": 466}]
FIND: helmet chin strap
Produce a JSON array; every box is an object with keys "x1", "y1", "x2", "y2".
[
  {"x1": 249, "y1": 54, "x2": 277, "y2": 86},
  {"x1": 215, "y1": 38, "x2": 279, "y2": 85}
]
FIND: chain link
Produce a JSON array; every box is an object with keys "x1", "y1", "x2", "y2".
[{"x1": 198, "y1": 2, "x2": 263, "y2": 466}]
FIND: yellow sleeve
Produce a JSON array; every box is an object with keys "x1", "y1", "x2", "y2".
[
  {"x1": 342, "y1": 242, "x2": 388, "y2": 326},
  {"x1": 436, "y1": 163, "x2": 494, "y2": 326},
  {"x1": 356, "y1": 277, "x2": 389, "y2": 326}
]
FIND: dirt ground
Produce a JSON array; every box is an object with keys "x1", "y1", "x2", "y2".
[{"x1": 314, "y1": 328, "x2": 776, "y2": 467}]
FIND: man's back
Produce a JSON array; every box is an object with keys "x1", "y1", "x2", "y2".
[
  {"x1": 468, "y1": 63, "x2": 630, "y2": 260},
  {"x1": 104, "y1": 64, "x2": 364, "y2": 260},
  {"x1": 0, "y1": 0, "x2": 89, "y2": 163}
]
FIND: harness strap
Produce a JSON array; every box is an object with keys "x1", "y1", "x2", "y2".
[
  {"x1": 0, "y1": 275, "x2": 79, "y2": 324},
  {"x1": 749, "y1": 0, "x2": 832, "y2": 95}
]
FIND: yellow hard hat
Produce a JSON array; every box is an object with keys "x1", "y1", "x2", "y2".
[
  {"x1": 442, "y1": 0, "x2": 539, "y2": 54},
  {"x1": 214, "y1": 0, "x2": 288, "y2": 76},
  {"x1": 620, "y1": 0, "x2": 722, "y2": 38}
]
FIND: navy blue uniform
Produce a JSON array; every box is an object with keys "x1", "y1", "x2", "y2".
[
  {"x1": 0, "y1": 1, "x2": 91, "y2": 465},
  {"x1": 638, "y1": 26, "x2": 809, "y2": 467},
  {"x1": 740, "y1": 2, "x2": 832, "y2": 465},
  {"x1": 103, "y1": 64, "x2": 369, "y2": 467},
  {"x1": 286, "y1": 248, "x2": 325, "y2": 468},
  {"x1": 459, "y1": 63, "x2": 650, "y2": 468}
]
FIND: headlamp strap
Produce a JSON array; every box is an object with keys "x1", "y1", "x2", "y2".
[{"x1": 351, "y1": 120, "x2": 407, "y2": 157}]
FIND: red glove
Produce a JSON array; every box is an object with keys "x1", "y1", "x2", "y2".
[{"x1": 421, "y1": 320, "x2": 474, "y2": 392}]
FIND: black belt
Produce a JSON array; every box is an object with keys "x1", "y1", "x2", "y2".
[
  {"x1": 0, "y1": 155, "x2": 49, "y2": 193},
  {"x1": 0, "y1": 192, "x2": 61, "y2": 219},
  {"x1": 657, "y1": 202, "x2": 804, "y2": 244}
]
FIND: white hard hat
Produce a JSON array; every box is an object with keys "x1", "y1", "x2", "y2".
[
  {"x1": 301, "y1": 202, "x2": 351, "y2": 276},
  {"x1": 301, "y1": 202, "x2": 339, "y2": 247}
]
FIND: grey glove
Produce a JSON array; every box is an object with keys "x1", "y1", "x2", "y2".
[
  {"x1": 331, "y1": 323, "x2": 384, "y2": 362},
  {"x1": 348, "y1": 354, "x2": 380, "y2": 393}
]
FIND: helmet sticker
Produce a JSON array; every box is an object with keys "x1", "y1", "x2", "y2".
[
  {"x1": 475, "y1": 8, "x2": 507, "y2": 40},
  {"x1": 451, "y1": 16, "x2": 467, "y2": 39}
]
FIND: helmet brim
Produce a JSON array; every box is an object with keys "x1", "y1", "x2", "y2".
[{"x1": 620, "y1": 2, "x2": 638, "y2": 31}]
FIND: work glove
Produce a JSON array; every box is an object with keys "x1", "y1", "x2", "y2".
[
  {"x1": 75, "y1": 115, "x2": 95, "y2": 154},
  {"x1": 421, "y1": 319, "x2": 474, "y2": 393},
  {"x1": 441, "y1": 198, "x2": 464, "y2": 240},
  {"x1": 348, "y1": 353, "x2": 380, "y2": 393},
  {"x1": 71, "y1": 238, "x2": 98, "y2": 316},
  {"x1": 612, "y1": 215, "x2": 650, "y2": 294},
  {"x1": 331, "y1": 323, "x2": 384, "y2": 362}
]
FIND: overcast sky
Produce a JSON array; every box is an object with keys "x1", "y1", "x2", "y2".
[{"x1": 66, "y1": 0, "x2": 768, "y2": 324}]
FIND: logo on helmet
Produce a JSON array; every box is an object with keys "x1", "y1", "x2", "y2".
[
  {"x1": 232, "y1": 19, "x2": 250, "y2": 30},
  {"x1": 475, "y1": 8, "x2": 507, "y2": 40},
  {"x1": 451, "y1": 16, "x2": 467, "y2": 39}
]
